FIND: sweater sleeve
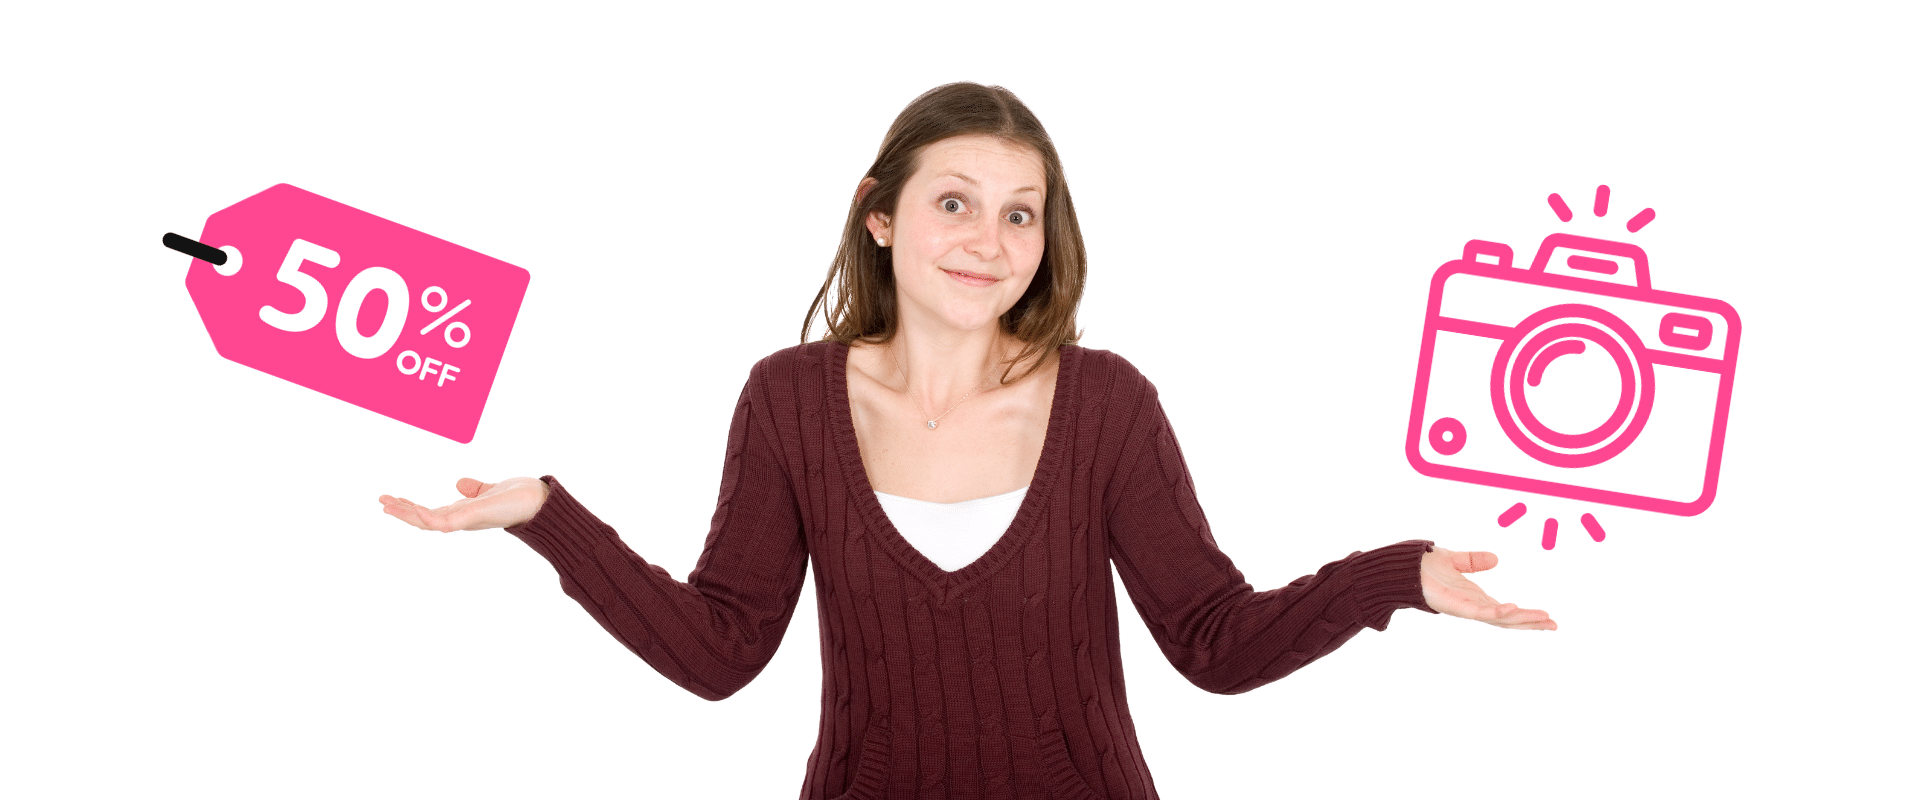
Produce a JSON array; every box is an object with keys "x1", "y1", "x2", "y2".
[
  {"x1": 1106, "y1": 384, "x2": 1436, "y2": 695},
  {"x1": 503, "y1": 368, "x2": 807, "y2": 701}
]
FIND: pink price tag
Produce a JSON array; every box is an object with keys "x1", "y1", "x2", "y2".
[{"x1": 182, "y1": 184, "x2": 530, "y2": 443}]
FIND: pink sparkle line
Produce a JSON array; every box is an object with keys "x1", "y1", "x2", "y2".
[
  {"x1": 1547, "y1": 193, "x2": 1573, "y2": 222},
  {"x1": 1581, "y1": 513, "x2": 1606, "y2": 542},
  {"x1": 1594, "y1": 185, "x2": 1611, "y2": 217},
  {"x1": 1627, "y1": 207, "x2": 1656, "y2": 232},
  {"x1": 1542, "y1": 518, "x2": 1558, "y2": 550},
  {"x1": 1497, "y1": 502, "x2": 1528, "y2": 527}
]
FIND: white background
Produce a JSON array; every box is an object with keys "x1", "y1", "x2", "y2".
[{"x1": 5, "y1": 3, "x2": 1914, "y2": 797}]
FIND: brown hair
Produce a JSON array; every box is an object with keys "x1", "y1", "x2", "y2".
[{"x1": 802, "y1": 82, "x2": 1087, "y2": 384}]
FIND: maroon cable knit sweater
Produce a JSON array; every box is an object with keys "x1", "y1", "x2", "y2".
[{"x1": 505, "y1": 341, "x2": 1436, "y2": 799}]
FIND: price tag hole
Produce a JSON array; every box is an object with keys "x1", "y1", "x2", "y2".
[{"x1": 215, "y1": 246, "x2": 243, "y2": 277}]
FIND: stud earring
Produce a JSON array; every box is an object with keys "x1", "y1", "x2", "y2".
[{"x1": 876, "y1": 237, "x2": 888, "y2": 247}]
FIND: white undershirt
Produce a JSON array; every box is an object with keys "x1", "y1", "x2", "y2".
[{"x1": 873, "y1": 486, "x2": 1029, "y2": 572}]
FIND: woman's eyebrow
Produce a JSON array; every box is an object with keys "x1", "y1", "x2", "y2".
[{"x1": 937, "y1": 171, "x2": 1041, "y2": 196}]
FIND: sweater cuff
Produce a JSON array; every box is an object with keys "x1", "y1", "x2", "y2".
[
  {"x1": 1335, "y1": 539, "x2": 1437, "y2": 631},
  {"x1": 504, "y1": 476, "x2": 618, "y2": 574}
]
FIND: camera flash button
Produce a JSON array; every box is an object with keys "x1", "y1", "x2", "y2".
[{"x1": 1429, "y1": 417, "x2": 1467, "y2": 456}]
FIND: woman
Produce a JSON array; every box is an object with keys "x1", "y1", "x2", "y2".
[{"x1": 380, "y1": 83, "x2": 1554, "y2": 799}]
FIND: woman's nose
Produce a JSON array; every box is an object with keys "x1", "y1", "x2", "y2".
[{"x1": 961, "y1": 212, "x2": 1002, "y2": 262}]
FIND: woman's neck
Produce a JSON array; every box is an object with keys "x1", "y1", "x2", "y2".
[{"x1": 886, "y1": 316, "x2": 1015, "y2": 412}]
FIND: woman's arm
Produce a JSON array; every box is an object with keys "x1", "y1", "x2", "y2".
[
  {"x1": 1105, "y1": 387, "x2": 1434, "y2": 696},
  {"x1": 508, "y1": 368, "x2": 806, "y2": 701},
  {"x1": 1104, "y1": 374, "x2": 1553, "y2": 695},
  {"x1": 382, "y1": 364, "x2": 808, "y2": 701}
]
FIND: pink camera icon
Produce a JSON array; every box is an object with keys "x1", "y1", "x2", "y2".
[{"x1": 1407, "y1": 235, "x2": 1741, "y2": 516}]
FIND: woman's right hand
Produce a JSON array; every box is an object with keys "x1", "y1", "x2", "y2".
[{"x1": 379, "y1": 477, "x2": 551, "y2": 532}]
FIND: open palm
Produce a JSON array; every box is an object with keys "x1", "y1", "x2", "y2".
[
  {"x1": 1421, "y1": 548, "x2": 1557, "y2": 631},
  {"x1": 379, "y1": 476, "x2": 550, "y2": 532}
]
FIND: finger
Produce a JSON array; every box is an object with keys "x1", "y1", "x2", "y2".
[
  {"x1": 383, "y1": 496, "x2": 451, "y2": 531},
  {"x1": 1472, "y1": 601, "x2": 1520, "y2": 622},
  {"x1": 1489, "y1": 608, "x2": 1556, "y2": 629},
  {"x1": 1459, "y1": 596, "x2": 1552, "y2": 628},
  {"x1": 1442, "y1": 588, "x2": 1514, "y2": 621},
  {"x1": 456, "y1": 477, "x2": 492, "y2": 498},
  {"x1": 1434, "y1": 589, "x2": 1508, "y2": 622},
  {"x1": 410, "y1": 504, "x2": 454, "y2": 532},
  {"x1": 1491, "y1": 618, "x2": 1559, "y2": 631},
  {"x1": 1433, "y1": 582, "x2": 1553, "y2": 627},
  {"x1": 1487, "y1": 606, "x2": 1552, "y2": 625},
  {"x1": 381, "y1": 495, "x2": 423, "y2": 513},
  {"x1": 382, "y1": 499, "x2": 431, "y2": 530},
  {"x1": 1451, "y1": 550, "x2": 1498, "y2": 573}
]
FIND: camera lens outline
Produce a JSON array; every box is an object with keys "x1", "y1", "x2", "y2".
[
  {"x1": 1516, "y1": 323, "x2": 1634, "y2": 448},
  {"x1": 1490, "y1": 303, "x2": 1655, "y2": 468}
]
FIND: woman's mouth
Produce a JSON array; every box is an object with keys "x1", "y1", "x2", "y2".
[{"x1": 942, "y1": 268, "x2": 999, "y2": 287}]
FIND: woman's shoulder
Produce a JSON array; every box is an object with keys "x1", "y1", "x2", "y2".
[
  {"x1": 734, "y1": 340, "x2": 845, "y2": 394},
  {"x1": 1062, "y1": 344, "x2": 1159, "y2": 399},
  {"x1": 750, "y1": 340, "x2": 841, "y2": 371},
  {"x1": 1057, "y1": 345, "x2": 1167, "y2": 445}
]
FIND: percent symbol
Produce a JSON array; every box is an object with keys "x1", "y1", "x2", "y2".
[{"x1": 418, "y1": 286, "x2": 473, "y2": 348}]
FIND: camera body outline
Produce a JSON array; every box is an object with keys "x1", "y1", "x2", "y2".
[{"x1": 1406, "y1": 234, "x2": 1741, "y2": 516}]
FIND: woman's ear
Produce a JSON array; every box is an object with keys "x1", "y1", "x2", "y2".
[{"x1": 857, "y1": 178, "x2": 890, "y2": 242}]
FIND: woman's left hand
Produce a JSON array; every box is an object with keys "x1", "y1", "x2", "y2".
[{"x1": 1420, "y1": 548, "x2": 1557, "y2": 630}]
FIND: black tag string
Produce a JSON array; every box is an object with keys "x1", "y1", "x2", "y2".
[{"x1": 163, "y1": 232, "x2": 227, "y2": 266}]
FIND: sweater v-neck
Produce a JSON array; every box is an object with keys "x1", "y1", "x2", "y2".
[{"x1": 827, "y1": 340, "x2": 1079, "y2": 599}]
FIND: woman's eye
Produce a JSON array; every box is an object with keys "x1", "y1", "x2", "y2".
[
  {"x1": 941, "y1": 196, "x2": 967, "y2": 214},
  {"x1": 1007, "y1": 209, "x2": 1031, "y2": 225}
]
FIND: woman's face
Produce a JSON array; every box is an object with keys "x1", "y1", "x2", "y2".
[{"x1": 868, "y1": 134, "x2": 1047, "y2": 337}]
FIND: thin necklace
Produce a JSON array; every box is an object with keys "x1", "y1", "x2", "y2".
[{"x1": 889, "y1": 344, "x2": 998, "y2": 430}]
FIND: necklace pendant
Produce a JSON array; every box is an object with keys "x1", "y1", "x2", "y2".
[{"x1": 927, "y1": 420, "x2": 938, "y2": 429}]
